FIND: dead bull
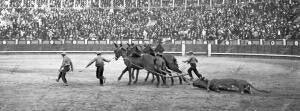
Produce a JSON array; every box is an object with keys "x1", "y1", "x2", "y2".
[{"x1": 193, "y1": 78, "x2": 270, "y2": 94}]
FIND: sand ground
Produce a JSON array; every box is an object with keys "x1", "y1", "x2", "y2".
[{"x1": 0, "y1": 54, "x2": 300, "y2": 111}]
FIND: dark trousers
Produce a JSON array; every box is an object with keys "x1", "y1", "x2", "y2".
[
  {"x1": 58, "y1": 66, "x2": 70, "y2": 83},
  {"x1": 188, "y1": 63, "x2": 202, "y2": 79},
  {"x1": 96, "y1": 66, "x2": 104, "y2": 85}
]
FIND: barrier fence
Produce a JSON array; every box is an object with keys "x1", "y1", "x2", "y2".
[
  {"x1": 0, "y1": 39, "x2": 300, "y2": 58},
  {"x1": 0, "y1": 39, "x2": 299, "y2": 46}
]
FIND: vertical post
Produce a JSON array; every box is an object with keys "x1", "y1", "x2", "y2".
[
  {"x1": 207, "y1": 43, "x2": 211, "y2": 57},
  {"x1": 38, "y1": 39, "x2": 42, "y2": 44},
  {"x1": 214, "y1": 39, "x2": 218, "y2": 45},
  {"x1": 74, "y1": 0, "x2": 76, "y2": 8},
  {"x1": 198, "y1": 0, "x2": 200, "y2": 6},
  {"x1": 62, "y1": 39, "x2": 65, "y2": 44},
  {"x1": 15, "y1": 39, "x2": 18, "y2": 45},
  {"x1": 106, "y1": 39, "x2": 110, "y2": 44},
  {"x1": 259, "y1": 39, "x2": 263, "y2": 45},
  {"x1": 223, "y1": 0, "x2": 225, "y2": 4},
  {"x1": 193, "y1": 39, "x2": 196, "y2": 44},
  {"x1": 129, "y1": 39, "x2": 132, "y2": 44},
  {"x1": 3, "y1": 41, "x2": 7, "y2": 45},
  {"x1": 85, "y1": 39, "x2": 88, "y2": 44},
  {"x1": 237, "y1": 39, "x2": 240, "y2": 45},
  {"x1": 27, "y1": 40, "x2": 31, "y2": 45},
  {"x1": 210, "y1": 0, "x2": 212, "y2": 7},
  {"x1": 182, "y1": 40, "x2": 186, "y2": 56},
  {"x1": 283, "y1": 39, "x2": 286, "y2": 46},
  {"x1": 172, "y1": 39, "x2": 175, "y2": 44},
  {"x1": 136, "y1": 0, "x2": 138, "y2": 7},
  {"x1": 111, "y1": 0, "x2": 114, "y2": 8},
  {"x1": 236, "y1": 0, "x2": 238, "y2": 4},
  {"x1": 160, "y1": 0, "x2": 162, "y2": 7}
]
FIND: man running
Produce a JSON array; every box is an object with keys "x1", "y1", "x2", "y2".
[
  {"x1": 183, "y1": 51, "x2": 202, "y2": 80},
  {"x1": 57, "y1": 52, "x2": 74, "y2": 86},
  {"x1": 85, "y1": 52, "x2": 111, "y2": 86}
]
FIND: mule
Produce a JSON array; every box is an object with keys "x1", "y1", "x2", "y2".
[{"x1": 114, "y1": 43, "x2": 163, "y2": 87}]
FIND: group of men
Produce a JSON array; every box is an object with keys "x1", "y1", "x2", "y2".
[
  {"x1": 56, "y1": 52, "x2": 111, "y2": 86},
  {"x1": 56, "y1": 50, "x2": 203, "y2": 86}
]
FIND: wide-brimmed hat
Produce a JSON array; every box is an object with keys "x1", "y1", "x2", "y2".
[
  {"x1": 188, "y1": 51, "x2": 194, "y2": 54},
  {"x1": 61, "y1": 52, "x2": 67, "y2": 55}
]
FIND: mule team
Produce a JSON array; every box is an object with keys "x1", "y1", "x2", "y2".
[{"x1": 56, "y1": 43, "x2": 270, "y2": 94}]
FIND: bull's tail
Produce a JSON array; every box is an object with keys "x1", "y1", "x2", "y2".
[{"x1": 249, "y1": 84, "x2": 271, "y2": 93}]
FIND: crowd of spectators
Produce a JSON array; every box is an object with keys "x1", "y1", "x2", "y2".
[{"x1": 0, "y1": 0, "x2": 299, "y2": 41}]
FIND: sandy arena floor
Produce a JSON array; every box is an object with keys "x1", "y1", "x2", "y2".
[{"x1": 0, "y1": 54, "x2": 300, "y2": 111}]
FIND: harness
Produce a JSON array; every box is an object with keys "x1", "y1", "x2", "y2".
[{"x1": 122, "y1": 57, "x2": 190, "y2": 78}]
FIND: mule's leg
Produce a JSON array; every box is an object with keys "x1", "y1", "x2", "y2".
[
  {"x1": 133, "y1": 69, "x2": 140, "y2": 84},
  {"x1": 169, "y1": 74, "x2": 174, "y2": 85},
  {"x1": 118, "y1": 67, "x2": 129, "y2": 81},
  {"x1": 132, "y1": 69, "x2": 135, "y2": 80},
  {"x1": 145, "y1": 72, "x2": 150, "y2": 82},
  {"x1": 178, "y1": 76, "x2": 183, "y2": 84},
  {"x1": 128, "y1": 68, "x2": 132, "y2": 85},
  {"x1": 161, "y1": 75, "x2": 167, "y2": 86},
  {"x1": 151, "y1": 73, "x2": 155, "y2": 83},
  {"x1": 156, "y1": 74, "x2": 160, "y2": 87}
]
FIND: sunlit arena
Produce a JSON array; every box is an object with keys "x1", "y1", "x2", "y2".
[{"x1": 1, "y1": 0, "x2": 300, "y2": 111}]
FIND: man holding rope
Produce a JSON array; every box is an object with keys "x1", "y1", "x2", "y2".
[
  {"x1": 85, "y1": 52, "x2": 111, "y2": 86},
  {"x1": 183, "y1": 51, "x2": 202, "y2": 81}
]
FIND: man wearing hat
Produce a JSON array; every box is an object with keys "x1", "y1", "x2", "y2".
[
  {"x1": 57, "y1": 52, "x2": 74, "y2": 86},
  {"x1": 183, "y1": 51, "x2": 202, "y2": 80},
  {"x1": 86, "y1": 51, "x2": 111, "y2": 86}
]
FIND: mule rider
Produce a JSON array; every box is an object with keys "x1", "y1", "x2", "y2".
[
  {"x1": 183, "y1": 51, "x2": 202, "y2": 80},
  {"x1": 56, "y1": 52, "x2": 74, "y2": 86},
  {"x1": 85, "y1": 51, "x2": 111, "y2": 86}
]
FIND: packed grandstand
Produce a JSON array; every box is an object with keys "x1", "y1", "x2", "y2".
[{"x1": 0, "y1": 0, "x2": 299, "y2": 41}]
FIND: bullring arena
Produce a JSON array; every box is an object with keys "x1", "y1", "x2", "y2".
[
  {"x1": 1, "y1": 53, "x2": 300, "y2": 110},
  {"x1": 1, "y1": 0, "x2": 300, "y2": 110}
]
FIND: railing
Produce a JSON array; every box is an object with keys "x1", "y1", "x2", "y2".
[
  {"x1": 1, "y1": 39, "x2": 300, "y2": 58},
  {"x1": 1, "y1": 39, "x2": 299, "y2": 46}
]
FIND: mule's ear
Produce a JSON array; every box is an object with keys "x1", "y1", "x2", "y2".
[
  {"x1": 120, "y1": 43, "x2": 123, "y2": 47},
  {"x1": 114, "y1": 43, "x2": 118, "y2": 48},
  {"x1": 120, "y1": 47, "x2": 126, "y2": 51},
  {"x1": 127, "y1": 43, "x2": 130, "y2": 46}
]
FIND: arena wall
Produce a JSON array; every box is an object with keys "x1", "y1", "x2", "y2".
[{"x1": 0, "y1": 40, "x2": 300, "y2": 58}]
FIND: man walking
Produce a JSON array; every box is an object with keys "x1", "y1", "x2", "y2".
[
  {"x1": 86, "y1": 52, "x2": 111, "y2": 86},
  {"x1": 57, "y1": 52, "x2": 74, "y2": 86},
  {"x1": 183, "y1": 51, "x2": 202, "y2": 80}
]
